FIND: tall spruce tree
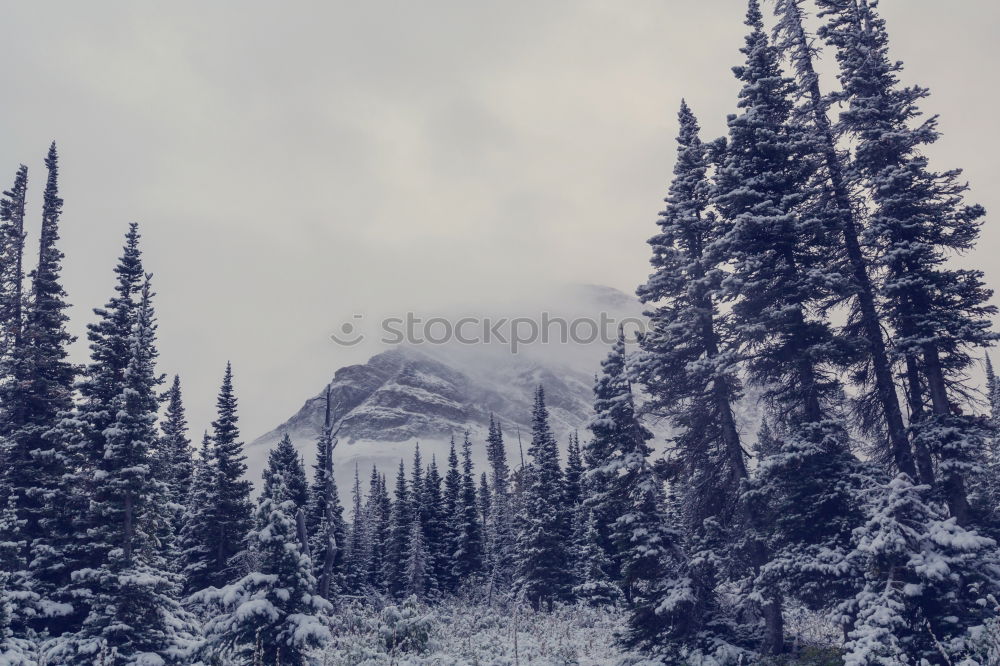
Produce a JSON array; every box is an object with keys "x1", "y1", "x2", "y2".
[
  {"x1": 159, "y1": 375, "x2": 194, "y2": 535},
  {"x1": 422, "y1": 455, "x2": 447, "y2": 598},
  {"x1": 0, "y1": 164, "x2": 27, "y2": 360},
  {"x1": 206, "y1": 362, "x2": 253, "y2": 586},
  {"x1": 514, "y1": 387, "x2": 571, "y2": 611},
  {"x1": 66, "y1": 278, "x2": 196, "y2": 664},
  {"x1": 441, "y1": 438, "x2": 462, "y2": 594},
  {"x1": 587, "y1": 335, "x2": 700, "y2": 656},
  {"x1": 713, "y1": 2, "x2": 866, "y2": 653},
  {"x1": 634, "y1": 100, "x2": 749, "y2": 569},
  {"x1": 179, "y1": 433, "x2": 218, "y2": 594},
  {"x1": 385, "y1": 459, "x2": 412, "y2": 598},
  {"x1": 195, "y1": 459, "x2": 330, "y2": 664},
  {"x1": 306, "y1": 389, "x2": 346, "y2": 601},
  {"x1": 65, "y1": 221, "x2": 148, "y2": 629},
  {"x1": 0, "y1": 146, "x2": 78, "y2": 633},
  {"x1": 816, "y1": 0, "x2": 996, "y2": 526},
  {"x1": 366, "y1": 469, "x2": 391, "y2": 592},
  {"x1": 453, "y1": 432, "x2": 484, "y2": 583},
  {"x1": 346, "y1": 463, "x2": 368, "y2": 594},
  {"x1": 771, "y1": 0, "x2": 920, "y2": 480},
  {"x1": 266, "y1": 435, "x2": 309, "y2": 512},
  {"x1": 78, "y1": 222, "x2": 146, "y2": 465},
  {"x1": 484, "y1": 416, "x2": 514, "y2": 594}
]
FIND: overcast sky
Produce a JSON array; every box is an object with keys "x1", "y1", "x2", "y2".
[{"x1": 2, "y1": 0, "x2": 997, "y2": 441}]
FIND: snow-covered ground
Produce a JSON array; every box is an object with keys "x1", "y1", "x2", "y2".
[{"x1": 312, "y1": 597, "x2": 631, "y2": 665}]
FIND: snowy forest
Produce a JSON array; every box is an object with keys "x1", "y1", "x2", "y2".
[{"x1": 2, "y1": 0, "x2": 1000, "y2": 664}]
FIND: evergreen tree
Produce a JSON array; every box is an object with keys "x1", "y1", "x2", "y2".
[
  {"x1": 975, "y1": 354, "x2": 1000, "y2": 528},
  {"x1": 306, "y1": 390, "x2": 346, "y2": 600},
  {"x1": 571, "y1": 511, "x2": 622, "y2": 608},
  {"x1": 514, "y1": 387, "x2": 570, "y2": 611},
  {"x1": 0, "y1": 164, "x2": 27, "y2": 360},
  {"x1": 713, "y1": 3, "x2": 866, "y2": 653},
  {"x1": 441, "y1": 438, "x2": 462, "y2": 594},
  {"x1": 840, "y1": 474, "x2": 995, "y2": 664},
  {"x1": 563, "y1": 431, "x2": 584, "y2": 510},
  {"x1": 77, "y1": 222, "x2": 146, "y2": 466},
  {"x1": 206, "y1": 362, "x2": 253, "y2": 586},
  {"x1": 159, "y1": 375, "x2": 194, "y2": 535},
  {"x1": 477, "y1": 473, "x2": 491, "y2": 536},
  {"x1": 586, "y1": 336, "x2": 697, "y2": 655},
  {"x1": 195, "y1": 463, "x2": 330, "y2": 665},
  {"x1": 179, "y1": 433, "x2": 218, "y2": 595},
  {"x1": 268, "y1": 434, "x2": 308, "y2": 512},
  {"x1": 453, "y1": 432, "x2": 484, "y2": 583},
  {"x1": 403, "y1": 517, "x2": 430, "y2": 600},
  {"x1": 346, "y1": 463, "x2": 368, "y2": 594},
  {"x1": 633, "y1": 101, "x2": 750, "y2": 609},
  {"x1": 772, "y1": 0, "x2": 920, "y2": 481},
  {"x1": 0, "y1": 146, "x2": 77, "y2": 632},
  {"x1": 422, "y1": 455, "x2": 447, "y2": 597},
  {"x1": 366, "y1": 469, "x2": 391, "y2": 592},
  {"x1": 69, "y1": 223, "x2": 148, "y2": 624},
  {"x1": 385, "y1": 460, "x2": 412, "y2": 598},
  {"x1": 817, "y1": 0, "x2": 996, "y2": 525},
  {"x1": 67, "y1": 278, "x2": 196, "y2": 664},
  {"x1": 484, "y1": 416, "x2": 514, "y2": 594},
  {"x1": 264, "y1": 435, "x2": 309, "y2": 515}
]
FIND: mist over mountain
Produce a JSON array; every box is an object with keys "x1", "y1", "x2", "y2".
[{"x1": 247, "y1": 284, "x2": 644, "y2": 489}]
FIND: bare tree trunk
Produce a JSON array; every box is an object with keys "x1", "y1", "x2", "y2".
[
  {"x1": 922, "y1": 343, "x2": 971, "y2": 525},
  {"x1": 296, "y1": 508, "x2": 310, "y2": 559}
]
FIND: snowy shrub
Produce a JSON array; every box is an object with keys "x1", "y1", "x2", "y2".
[
  {"x1": 315, "y1": 598, "x2": 625, "y2": 665},
  {"x1": 378, "y1": 596, "x2": 434, "y2": 655}
]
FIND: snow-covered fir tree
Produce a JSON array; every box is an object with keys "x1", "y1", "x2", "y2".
[
  {"x1": 158, "y1": 375, "x2": 194, "y2": 537},
  {"x1": 205, "y1": 362, "x2": 253, "y2": 587},
  {"x1": 817, "y1": 0, "x2": 996, "y2": 525},
  {"x1": 268, "y1": 434, "x2": 308, "y2": 513},
  {"x1": 484, "y1": 416, "x2": 515, "y2": 595},
  {"x1": 306, "y1": 389, "x2": 346, "y2": 601},
  {"x1": 571, "y1": 510, "x2": 622, "y2": 609},
  {"x1": 713, "y1": 1, "x2": 867, "y2": 653},
  {"x1": 404, "y1": 517, "x2": 430, "y2": 600},
  {"x1": 345, "y1": 463, "x2": 368, "y2": 594},
  {"x1": 62, "y1": 278, "x2": 196, "y2": 665},
  {"x1": 385, "y1": 459, "x2": 412, "y2": 598},
  {"x1": 0, "y1": 146, "x2": 78, "y2": 634},
  {"x1": 771, "y1": 0, "x2": 920, "y2": 481},
  {"x1": 634, "y1": 99, "x2": 753, "y2": 650},
  {"x1": 422, "y1": 455, "x2": 448, "y2": 599},
  {"x1": 179, "y1": 433, "x2": 218, "y2": 595},
  {"x1": 194, "y1": 450, "x2": 330, "y2": 665},
  {"x1": 514, "y1": 387, "x2": 571, "y2": 611},
  {"x1": 440, "y1": 438, "x2": 462, "y2": 594},
  {"x1": 586, "y1": 334, "x2": 700, "y2": 657},
  {"x1": 366, "y1": 468, "x2": 391, "y2": 592},
  {"x1": 453, "y1": 432, "x2": 484, "y2": 584},
  {"x1": 841, "y1": 474, "x2": 995, "y2": 664}
]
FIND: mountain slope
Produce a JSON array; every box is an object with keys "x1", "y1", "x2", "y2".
[{"x1": 247, "y1": 345, "x2": 594, "y2": 491}]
